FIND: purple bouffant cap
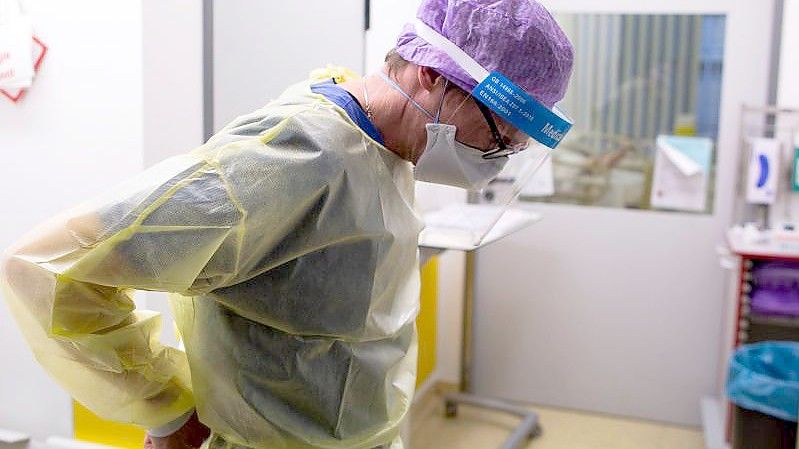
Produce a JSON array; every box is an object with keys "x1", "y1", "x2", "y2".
[{"x1": 396, "y1": 0, "x2": 574, "y2": 108}]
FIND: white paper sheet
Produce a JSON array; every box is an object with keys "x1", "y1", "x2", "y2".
[{"x1": 650, "y1": 135, "x2": 713, "y2": 212}]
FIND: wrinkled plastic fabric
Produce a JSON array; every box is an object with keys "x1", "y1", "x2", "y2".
[
  {"x1": 726, "y1": 342, "x2": 799, "y2": 422},
  {"x1": 1, "y1": 78, "x2": 423, "y2": 449},
  {"x1": 751, "y1": 261, "x2": 799, "y2": 317},
  {"x1": 396, "y1": 0, "x2": 574, "y2": 108},
  {"x1": 751, "y1": 289, "x2": 799, "y2": 317}
]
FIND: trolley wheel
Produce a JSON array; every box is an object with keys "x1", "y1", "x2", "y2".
[
  {"x1": 527, "y1": 423, "x2": 543, "y2": 440},
  {"x1": 444, "y1": 401, "x2": 458, "y2": 418}
]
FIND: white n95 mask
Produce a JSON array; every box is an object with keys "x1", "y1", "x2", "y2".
[
  {"x1": 416, "y1": 123, "x2": 508, "y2": 190},
  {"x1": 378, "y1": 72, "x2": 508, "y2": 191}
]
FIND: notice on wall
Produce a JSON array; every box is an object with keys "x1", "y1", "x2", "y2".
[
  {"x1": 0, "y1": 36, "x2": 46, "y2": 103},
  {"x1": 0, "y1": 13, "x2": 33, "y2": 88},
  {"x1": 0, "y1": 7, "x2": 47, "y2": 103},
  {"x1": 650, "y1": 135, "x2": 714, "y2": 212}
]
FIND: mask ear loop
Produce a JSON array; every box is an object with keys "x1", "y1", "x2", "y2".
[
  {"x1": 378, "y1": 72, "x2": 435, "y2": 121},
  {"x1": 444, "y1": 93, "x2": 473, "y2": 124},
  {"x1": 433, "y1": 79, "x2": 449, "y2": 124}
]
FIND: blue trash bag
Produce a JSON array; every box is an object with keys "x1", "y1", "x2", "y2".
[{"x1": 726, "y1": 342, "x2": 799, "y2": 422}]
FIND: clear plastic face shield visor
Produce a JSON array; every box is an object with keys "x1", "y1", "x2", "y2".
[{"x1": 413, "y1": 20, "x2": 574, "y2": 248}]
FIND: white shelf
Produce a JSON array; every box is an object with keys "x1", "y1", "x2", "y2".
[
  {"x1": 419, "y1": 204, "x2": 542, "y2": 251},
  {"x1": 727, "y1": 228, "x2": 799, "y2": 259}
]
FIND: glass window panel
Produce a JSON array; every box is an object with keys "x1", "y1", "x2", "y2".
[{"x1": 519, "y1": 13, "x2": 726, "y2": 214}]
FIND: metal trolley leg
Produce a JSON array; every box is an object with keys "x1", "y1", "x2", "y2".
[{"x1": 443, "y1": 393, "x2": 542, "y2": 449}]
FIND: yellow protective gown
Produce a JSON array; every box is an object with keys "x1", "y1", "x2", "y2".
[{"x1": 0, "y1": 75, "x2": 423, "y2": 449}]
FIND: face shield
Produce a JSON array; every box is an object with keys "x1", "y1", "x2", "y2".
[{"x1": 413, "y1": 20, "x2": 574, "y2": 248}]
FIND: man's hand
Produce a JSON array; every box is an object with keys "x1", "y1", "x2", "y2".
[{"x1": 144, "y1": 412, "x2": 210, "y2": 449}]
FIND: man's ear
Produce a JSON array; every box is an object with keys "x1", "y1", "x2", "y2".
[{"x1": 417, "y1": 66, "x2": 442, "y2": 92}]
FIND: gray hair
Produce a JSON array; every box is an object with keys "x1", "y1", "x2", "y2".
[{"x1": 384, "y1": 49, "x2": 410, "y2": 78}]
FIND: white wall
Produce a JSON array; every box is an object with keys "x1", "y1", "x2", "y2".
[
  {"x1": 0, "y1": 0, "x2": 144, "y2": 440},
  {"x1": 142, "y1": 0, "x2": 204, "y2": 167},
  {"x1": 366, "y1": 0, "x2": 419, "y2": 74},
  {"x1": 779, "y1": 0, "x2": 799, "y2": 108},
  {"x1": 212, "y1": 0, "x2": 365, "y2": 132}
]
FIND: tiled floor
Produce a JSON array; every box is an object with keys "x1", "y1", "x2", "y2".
[{"x1": 410, "y1": 394, "x2": 705, "y2": 449}]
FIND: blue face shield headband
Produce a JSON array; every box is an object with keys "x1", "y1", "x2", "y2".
[{"x1": 413, "y1": 20, "x2": 574, "y2": 150}]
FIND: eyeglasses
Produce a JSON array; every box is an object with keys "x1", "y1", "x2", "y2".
[{"x1": 473, "y1": 99, "x2": 530, "y2": 160}]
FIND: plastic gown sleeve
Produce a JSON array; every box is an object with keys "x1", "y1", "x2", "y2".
[{"x1": 0, "y1": 153, "x2": 243, "y2": 429}]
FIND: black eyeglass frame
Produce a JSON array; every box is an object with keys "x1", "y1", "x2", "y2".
[{"x1": 473, "y1": 99, "x2": 530, "y2": 160}]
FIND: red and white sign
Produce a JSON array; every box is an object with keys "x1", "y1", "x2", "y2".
[
  {"x1": 0, "y1": 11, "x2": 33, "y2": 87},
  {"x1": 0, "y1": 35, "x2": 47, "y2": 103}
]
